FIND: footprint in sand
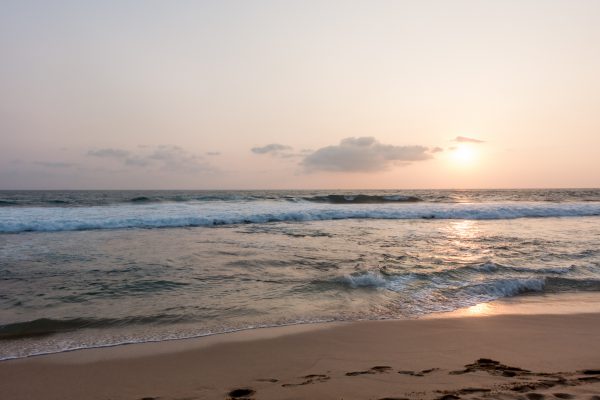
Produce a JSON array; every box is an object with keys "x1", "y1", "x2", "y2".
[
  {"x1": 281, "y1": 374, "x2": 330, "y2": 387},
  {"x1": 346, "y1": 365, "x2": 393, "y2": 376},
  {"x1": 581, "y1": 369, "x2": 600, "y2": 375},
  {"x1": 398, "y1": 368, "x2": 439, "y2": 377},
  {"x1": 456, "y1": 387, "x2": 491, "y2": 395},
  {"x1": 436, "y1": 395, "x2": 460, "y2": 400},
  {"x1": 377, "y1": 397, "x2": 410, "y2": 400},
  {"x1": 525, "y1": 393, "x2": 546, "y2": 400},
  {"x1": 552, "y1": 394, "x2": 575, "y2": 399},
  {"x1": 227, "y1": 388, "x2": 255, "y2": 399},
  {"x1": 255, "y1": 378, "x2": 278, "y2": 383},
  {"x1": 435, "y1": 387, "x2": 491, "y2": 399},
  {"x1": 450, "y1": 358, "x2": 529, "y2": 377}
]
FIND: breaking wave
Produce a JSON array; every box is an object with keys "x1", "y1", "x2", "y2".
[
  {"x1": 303, "y1": 194, "x2": 422, "y2": 204},
  {"x1": 324, "y1": 265, "x2": 600, "y2": 306},
  {"x1": 1, "y1": 201, "x2": 599, "y2": 233}
]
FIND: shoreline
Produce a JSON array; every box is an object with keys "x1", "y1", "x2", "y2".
[
  {"x1": 4, "y1": 292, "x2": 600, "y2": 363},
  {"x1": 2, "y1": 294, "x2": 600, "y2": 399}
]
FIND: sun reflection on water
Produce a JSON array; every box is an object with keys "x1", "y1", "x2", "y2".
[
  {"x1": 465, "y1": 302, "x2": 495, "y2": 316},
  {"x1": 450, "y1": 220, "x2": 478, "y2": 239}
]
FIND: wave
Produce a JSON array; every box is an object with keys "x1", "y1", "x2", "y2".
[
  {"x1": 303, "y1": 194, "x2": 423, "y2": 204},
  {"x1": 326, "y1": 266, "x2": 600, "y2": 298},
  {"x1": 125, "y1": 194, "x2": 423, "y2": 205},
  {"x1": 128, "y1": 196, "x2": 155, "y2": 203},
  {"x1": 1, "y1": 201, "x2": 599, "y2": 233},
  {"x1": 0, "y1": 314, "x2": 186, "y2": 341},
  {"x1": 459, "y1": 278, "x2": 545, "y2": 298},
  {"x1": 1, "y1": 189, "x2": 600, "y2": 209},
  {"x1": 460, "y1": 276, "x2": 600, "y2": 298},
  {"x1": 457, "y1": 261, "x2": 579, "y2": 275},
  {"x1": 335, "y1": 272, "x2": 388, "y2": 288}
]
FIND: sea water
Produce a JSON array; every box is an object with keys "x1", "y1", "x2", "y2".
[{"x1": 1, "y1": 189, "x2": 599, "y2": 359}]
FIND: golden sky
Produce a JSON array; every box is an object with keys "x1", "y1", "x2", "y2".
[{"x1": 1, "y1": 1, "x2": 599, "y2": 189}]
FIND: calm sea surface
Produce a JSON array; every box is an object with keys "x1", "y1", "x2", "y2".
[{"x1": 1, "y1": 189, "x2": 600, "y2": 359}]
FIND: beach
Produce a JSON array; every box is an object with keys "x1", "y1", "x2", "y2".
[{"x1": 1, "y1": 295, "x2": 600, "y2": 400}]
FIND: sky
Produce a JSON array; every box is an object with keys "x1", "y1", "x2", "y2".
[{"x1": 1, "y1": 0, "x2": 599, "y2": 190}]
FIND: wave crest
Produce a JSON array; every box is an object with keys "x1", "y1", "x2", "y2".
[
  {"x1": 2, "y1": 201, "x2": 600, "y2": 233},
  {"x1": 336, "y1": 272, "x2": 388, "y2": 288},
  {"x1": 304, "y1": 194, "x2": 422, "y2": 204}
]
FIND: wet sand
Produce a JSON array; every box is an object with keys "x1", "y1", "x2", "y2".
[{"x1": 1, "y1": 297, "x2": 600, "y2": 400}]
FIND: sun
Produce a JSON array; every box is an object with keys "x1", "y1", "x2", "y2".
[{"x1": 451, "y1": 145, "x2": 476, "y2": 165}]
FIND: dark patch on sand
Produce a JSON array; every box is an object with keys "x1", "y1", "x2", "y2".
[
  {"x1": 397, "y1": 368, "x2": 439, "y2": 377},
  {"x1": 526, "y1": 393, "x2": 546, "y2": 400},
  {"x1": 456, "y1": 387, "x2": 491, "y2": 394},
  {"x1": 436, "y1": 387, "x2": 491, "y2": 398},
  {"x1": 378, "y1": 397, "x2": 410, "y2": 400},
  {"x1": 580, "y1": 369, "x2": 600, "y2": 375},
  {"x1": 436, "y1": 395, "x2": 460, "y2": 400},
  {"x1": 578, "y1": 375, "x2": 600, "y2": 383},
  {"x1": 281, "y1": 374, "x2": 330, "y2": 387},
  {"x1": 450, "y1": 358, "x2": 530, "y2": 376},
  {"x1": 256, "y1": 378, "x2": 278, "y2": 383},
  {"x1": 421, "y1": 368, "x2": 439, "y2": 374},
  {"x1": 346, "y1": 365, "x2": 393, "y2": 376},
  {"x1": 553, "y1": 394, "x2": 575, "y2": 399},
  {"x1": 511, "y1": 381, "x2": 555, "y2": 392},
  {"x1": 227, "y1": 388, "x2": 255, "y2": 399}
]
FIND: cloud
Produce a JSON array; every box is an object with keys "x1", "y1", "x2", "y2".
[
  {"x1": 301, "y1": 137, "x2": 432, "y2": 173},
  {"x1": 87, "y1": 145, "x2": 215, "y2": 173},
  {"x1": 431, "y1": 146, "x2": 444, "y2": 153},
  {"x1": 34, "y1": 161, "x2": 75, "y2": 168},
  {"x1": 454, "y1": 136, "x2": 485, "y2": 143},
  {"x1": 251, "y1": 143, "x2": 293, "y2": 155},
  {"x1": 206, "y1": 151, "x2": 221, "y2": 156},
  {"x1": 88, "y1": 148, "x2": 130, "y2": 158}
]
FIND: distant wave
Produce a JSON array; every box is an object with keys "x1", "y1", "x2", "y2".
[
  {"x1": 123, "y1": 193, "x2": 423, "y2": 205},
  {"x1": 128, "y1": 196, "x2": 155, "y2": 203},
  {"x1": 303, "y1": 194, "x2": 423, "y2": 204},
  {"x1": 1, "y1": 201, "x2": 599, "y2": 233},
  {"x1": 1, "y1": 189, "x2": 600, "y2": 207}
]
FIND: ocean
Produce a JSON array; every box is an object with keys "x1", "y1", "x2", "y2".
[{"x1": 1, "y1": 189, "x2": 600, "y2": 360}]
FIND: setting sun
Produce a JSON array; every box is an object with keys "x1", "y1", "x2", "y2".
[{"x1": 451, "y1": 145, "x2": 476, "y2": 165}]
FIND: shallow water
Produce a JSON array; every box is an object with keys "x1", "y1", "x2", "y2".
[{"x1": 1, "y1": 189, "x2": 599, "y2": 359}]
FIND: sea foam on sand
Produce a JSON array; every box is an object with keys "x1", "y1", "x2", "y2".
[{"x1": 2, "y1": 294, "x2": 600, "y2": 400}]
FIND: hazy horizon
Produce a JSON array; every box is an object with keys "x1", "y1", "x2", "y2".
[
  {"x1": 1, "y1": 187, "x2": 600, "y2": 191},
  {"x1": 2, "y1": 0, "x2": 599, "y2": 190}
]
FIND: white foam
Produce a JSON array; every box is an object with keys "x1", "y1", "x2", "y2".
[
  {"x1": 338, "y1": 271, "x2": 387, "y2": 288},
  {"x1": 1, "y1": 201, "x2": 599, "y2": 233}
]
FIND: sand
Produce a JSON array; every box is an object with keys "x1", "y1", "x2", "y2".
[{"x1": 1, "y1": 301, "x2": 600, "y2": 399}]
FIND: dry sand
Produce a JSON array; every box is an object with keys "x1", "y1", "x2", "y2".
[{"x1": 1, "y1": 300, "x2": 600, "y2": 400}]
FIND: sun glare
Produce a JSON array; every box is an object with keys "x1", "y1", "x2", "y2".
[{"x1": 451, "y1": 145, "x2": 476, "y2": 165}]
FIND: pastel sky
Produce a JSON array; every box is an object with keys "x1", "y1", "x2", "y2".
[{"x1": 1, "y1": 0, "x2": 599, "y2": 189}]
